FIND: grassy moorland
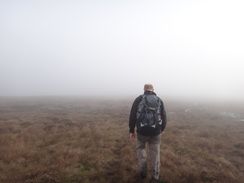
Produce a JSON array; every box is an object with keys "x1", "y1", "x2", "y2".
[{"x1": 0, "y1": 97, "x2": 243, "y2": 183}]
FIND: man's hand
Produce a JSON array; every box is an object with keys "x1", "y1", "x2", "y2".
[{"x1": 130, "y1": 133, "x2": 136, "y2": 140}]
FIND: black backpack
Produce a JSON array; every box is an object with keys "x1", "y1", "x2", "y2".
[{"x1": 136, "y1": 94, "x2": 162, "y2": 129}]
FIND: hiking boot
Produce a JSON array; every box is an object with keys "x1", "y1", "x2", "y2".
[
  {"x1": 140, "y1": 172, "x2": 147, "y2": 179},
  {"x1": 149, "y1": 177, "x2": 159, "y2": 183}
]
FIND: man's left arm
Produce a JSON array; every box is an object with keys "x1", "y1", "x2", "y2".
[{"x1": 129, "y1": 99, "x2": 138, "y2": 134}]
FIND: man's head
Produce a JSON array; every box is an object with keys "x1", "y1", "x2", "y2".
[{"x1": 144, "y1": 84, "x2": 154, "y2": 92}]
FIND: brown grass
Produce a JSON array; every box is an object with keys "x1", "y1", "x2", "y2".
[{"x1": 0, "y1": 96, "x2": 243, "y2": 183}]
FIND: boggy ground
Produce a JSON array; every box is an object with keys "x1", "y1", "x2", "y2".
[{"x1": 0, "y1": 96, "x2": 243, "y2": 183}]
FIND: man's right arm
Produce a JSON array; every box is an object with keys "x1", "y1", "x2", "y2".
[{"x1": 160, "y1": 100, "x2": 167, "y2": 132}]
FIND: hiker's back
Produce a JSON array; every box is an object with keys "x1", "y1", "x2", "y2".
[{"x1": 136, "y1": 94, "x2": 162, "y2": 136}]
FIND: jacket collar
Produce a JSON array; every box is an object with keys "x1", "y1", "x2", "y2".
[{"x1": 144, "y1": 90, "x2": 156, "y2": 95}]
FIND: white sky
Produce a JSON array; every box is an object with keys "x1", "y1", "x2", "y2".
[{"x1": 1, "y1": 0, "x2": 244, "y2": 100}]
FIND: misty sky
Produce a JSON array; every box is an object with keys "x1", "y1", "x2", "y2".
[{"x1": 1, "y1": 0, "x2": 244, "y2": 100}]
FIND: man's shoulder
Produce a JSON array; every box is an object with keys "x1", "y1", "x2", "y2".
[{"x1": 135, "y1": 94, "x2": 143, "y2": 101}]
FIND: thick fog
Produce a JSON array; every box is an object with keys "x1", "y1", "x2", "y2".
[{"x1": 1, "y1": 0, "x2": 244, "y2": 101}]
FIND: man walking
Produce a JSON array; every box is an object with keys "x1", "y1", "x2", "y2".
[{"x1": 129, "y1": 84, "x2": 167, "y2": 183}]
